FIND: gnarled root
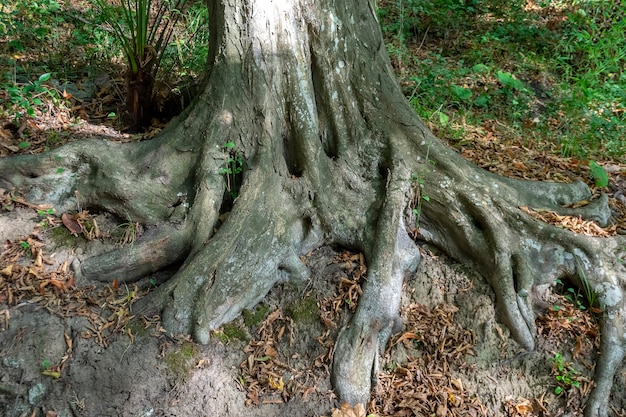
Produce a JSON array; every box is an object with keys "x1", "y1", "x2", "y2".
[
  {"x1": 136, "y1": 161, "x2": 320, "y2": 343},
  {"x1": 332, "y1": 164, "x2": 420, "y2": 405},
  {"x1": 419, "y1": 143, "x2": 626, "y2": 416}
]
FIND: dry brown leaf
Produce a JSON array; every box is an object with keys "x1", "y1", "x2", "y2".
[
  {"x1": 62, "y1": 213, "x2": 82, "y2": 235},
  {"x1": 332, "y1": 403, "x2": 367, "y2": 417},
  {"x1": 0, "y1": 264, "x2": 12, "y2": 276},
  {"x1": 395, "y1": 331, "x2": 421, "y2": 345},
  {"x1": 451, "y1": 378, "x2": 463, "y2": 391},
  {"x1": 514, "y1": 398, "x2": 534, "y2": 416}
]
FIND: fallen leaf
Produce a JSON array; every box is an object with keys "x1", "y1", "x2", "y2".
[
  {"x1": 395, "y1": 332, "x2": 421, "y2": 345},
  {"x1": 514, "y1": 398, "x2": 533, "y2": 415},
  {"x1": 62, "y1": 213, "x2": 82, "y2": 235},
  {"x1": 64, "y1": 332, "x2": 72, "y2": 351},
  {"x1": 268, "y1": 376, "x2": 284, "y2": 390},
  {"x1": 0, "y1": 264, "x2": 12, "y2": 276},
  {"x1": 451, "y1": 378, "x2": 463, "y2": 391},
  {"x1": 42, "y1": 369, "x2": 61, "y2": 379},
  {"x1": 195, "y1": 358, "x2": 209, "y2": 368},
  {"x1": 332, "y1": 403, "x2": 367, "y2": 417}
]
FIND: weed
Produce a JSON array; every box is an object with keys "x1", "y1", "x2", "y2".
[
  {"x1": 377, "y1": 0, "x2": 626, "y2": 162},
  {"x1": 219, "y1": 141, "x2": 244, "y2": 199},
  {"x1": 90, "y1": 0, "x2": 208, "y2": 127},
  {"x1": 4, "y1": 72, "x2": 60, "y2": 120},
  {"x1": 551, "y1": 352, "x2": 581, "y2": 395},
  {"x1": 409, "y1": 143, "x2": 433, "y2": 230},
  {"x1": 113, "y1": 212, "x2": 142, "y2": 248},
  {"x1": 37, "y1": 208, "x2": 55, "y2": 216},
  {"x1": 575, "y1": 259, "x2": 598, "y2": 311},
  {"x1": 70, "y1": 392, "x2": 86, "y2": 412},
  {"x1": 0, "y1": 0, "x2": 63, "y2": 52},
  {"x1": 410, "y1": 172, "x2": 430, "y2": 229},
  {"x1": 588, "y1": 160, "x2": 608, "y2": 188}
]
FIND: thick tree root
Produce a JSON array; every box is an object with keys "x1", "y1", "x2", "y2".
[
  {"x1": 77, "y1": 224, "x2": 192, "y2": 283},
  {"x1": 134, "y1": 160, "x2": 321, "y2": 343},
  {"x1": 419, "y1": 139, "x2": 626, "y2": 416},
  {"x1": 332, "y1": 165, "x2": 420, "y2": 405},
  {"x1": 0, "y1": 138, "x2": 198, "y2": 223}
]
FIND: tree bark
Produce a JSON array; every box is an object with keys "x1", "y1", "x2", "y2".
[{"x1": 0, "y1": 1, "x2": 624, "y2": 415}]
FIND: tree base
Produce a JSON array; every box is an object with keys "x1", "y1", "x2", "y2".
[{"x1": 1, "y1": 1, "x2": 625, "y2": 415}]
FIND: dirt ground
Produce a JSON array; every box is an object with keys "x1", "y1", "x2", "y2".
[{"x1": 1, "y1": 205, "x2": 625, "y2": 417}]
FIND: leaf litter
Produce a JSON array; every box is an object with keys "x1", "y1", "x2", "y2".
[
  {"x1": 236, "y1": 251, "x2": 368, "y2": 408},
  {"x1": 0, "y1": 230, "x2": 147, "y2": 349}
]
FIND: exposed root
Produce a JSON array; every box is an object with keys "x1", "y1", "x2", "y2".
[
  {"x1": 419, "y1": 145, "x2": 626, "y2": 416},
  {"x1": 136, "y1": 162, "x2": 321, "y2": 344},
  {"x1": 0, "y1": 137, "x2": 198, "y2": 223},
  {"x1": 1, "y1": 0, "x2": 623, "y2": 412},
  {"x1": 332, "y1": 164, "x2": 420, "y2": 405},
  {"x1": 77, "y1": 224, "x2": 192, "y2": 283}
]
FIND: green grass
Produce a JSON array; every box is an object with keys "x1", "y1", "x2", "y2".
[
  {"x1": 1, "y1": 0, "x2": 623, "y2": 159},
  {"x1": 378, "y1": 0, "x2": 626, "y2": 162}
]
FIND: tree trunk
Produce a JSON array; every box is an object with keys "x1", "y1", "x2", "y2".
[{"x1": 1, "y1": 1, "x2": 624, "y2": 415}]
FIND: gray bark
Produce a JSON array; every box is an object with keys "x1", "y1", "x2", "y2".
[{"x1": 0, "y1": 0, "x2": 624, "y2": 415}]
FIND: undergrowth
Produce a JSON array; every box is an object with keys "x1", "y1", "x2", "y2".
[
  {"x1": 378, "y1": 0, "x2": 626, "y2": 161},
  {"x1": 0, "y1": 0, "x2": 209, "y2": 127}
]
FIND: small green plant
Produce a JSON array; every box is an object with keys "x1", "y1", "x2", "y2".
[
  {"x1": 41, "y1": 357, "x2": 60, "y2": 378},
  {"x1": 551, "y1": 352, "x2": 581, "y2": 395},
  {"x1": 555, "y1": 277, "x2": 588, "y2": 311},
  {"x1": 37, "y1": 208, "x2": 55, "y2": 216},
  {"x1": 92, "y1": 0, "x2": 190, "y2": 127},
  {"x1": 19, "y1": 240, "x2": 30, "y2": 250},
  {"x1": 589, "y1": 160, "x2": 609, "y2": 187},
  {"x1": 576, "y1": 259, "x2": 598, "y2": 311},
  {"x1": 219, "y1": 141, "x2": 244, "y2": 199},
  {"x1": 115, "y1": 221, "x2": 139, "y2": 247},
  {"x1": 410, "y1": 172, "x2": 430, "y2": 228},
  {"x1": 409, "y1": 145, "x2": 433, "y2": 230},
  {"x1": 113, "y1": 212, "x2": 141, "y2": 248},
  {"x1": 6, "y1": 72, "x2": 59, "y2": 120},
  {"x1": 565, "y1": 286, "x2": 585, "y2": 310},
  {"x1": 0, "y1": 0, "x2": 63, "y2": 52}
]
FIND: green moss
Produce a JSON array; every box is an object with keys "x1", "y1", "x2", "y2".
[
  {"x1": 287, "y1": 295, "x2": 319, "y2": 325},
  {"x1": 243, "y1": 304, "x2": 269, "y2": 327},
  {"x1": 124, "y1": 318, "x2": 150, "y2": 338},
  {"x1": 164, "y1": 342, "x2": 199, "y2": 381},
  {"x1": 225, "y1": 323, "x2": 248, "y2": 340},
  {"x1": 213, "y1": 323, "x2": 248, "y2": 344},
  {"x1": 48, "y1": 225, "x2": 80, "y2": 246}
]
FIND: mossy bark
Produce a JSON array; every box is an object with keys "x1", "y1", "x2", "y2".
[{"x1": 0, "y1": 1, "x2": 624, "y2": 415}]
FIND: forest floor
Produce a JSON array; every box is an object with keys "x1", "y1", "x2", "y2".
[
  {"x1": 1, "y1": 197, "x2": 625, "y2": 417},
  {"x1": 2, "y1": 0, "x2": 626, "y2": 416}
]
